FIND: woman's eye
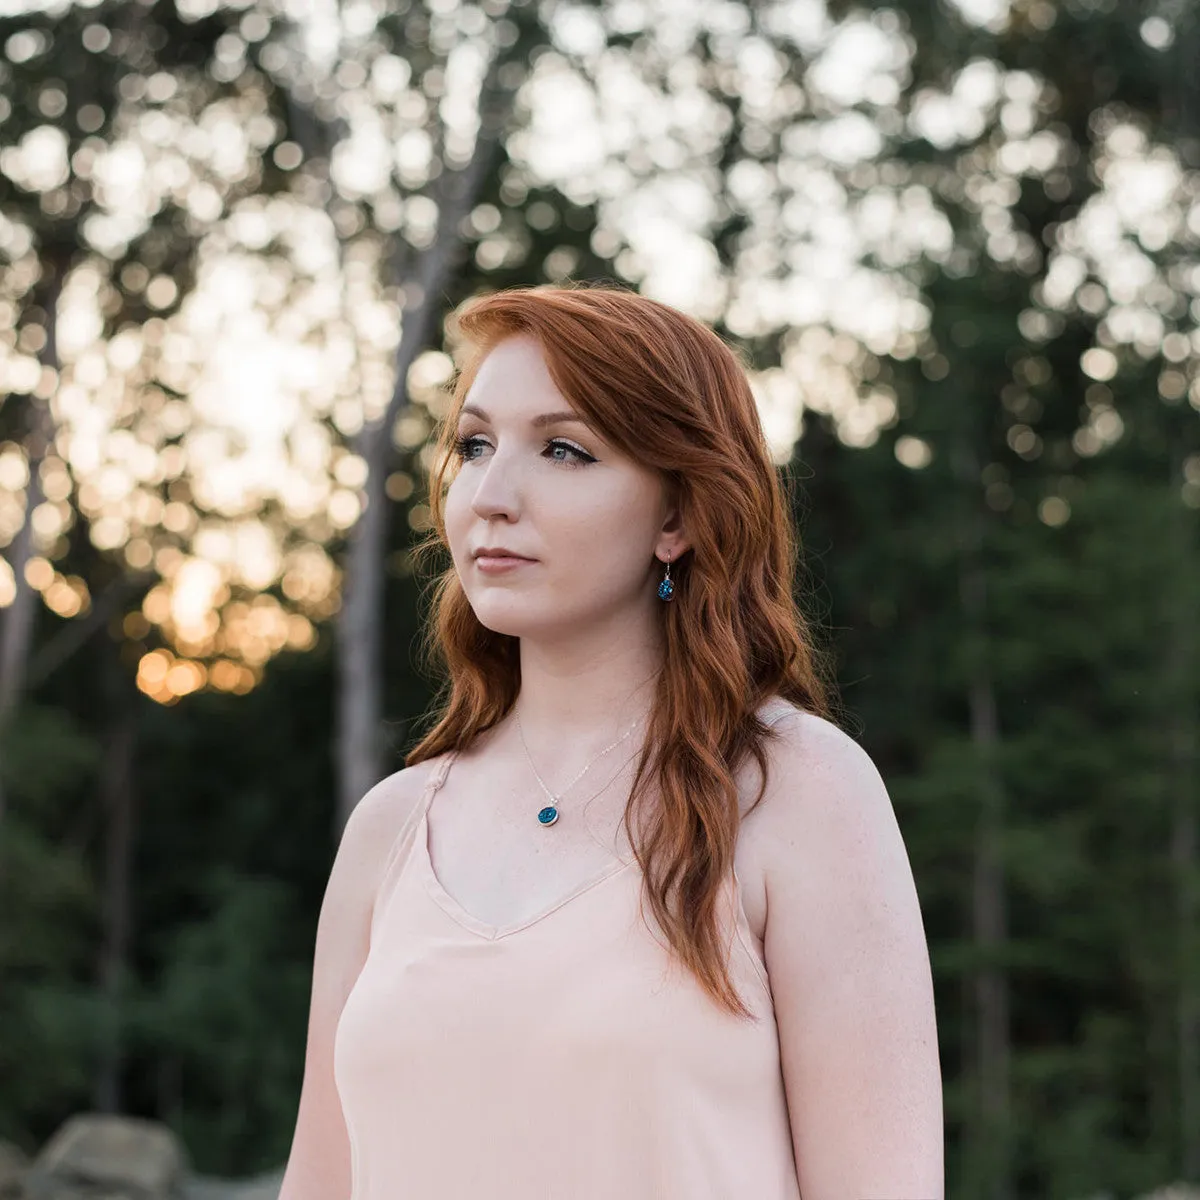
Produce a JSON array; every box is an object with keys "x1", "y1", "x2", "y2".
[
  {"x1": 452, "y1": 435, "x2": 594, "y2": 467},
  {"x1": 545, "y1": 439, "x2": 595, "y2": 466},
  {"x1": 453, "y1": 434, "x2": 484, "y2": 462}
]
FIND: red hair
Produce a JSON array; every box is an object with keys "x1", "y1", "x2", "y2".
[{"x1": 407, "y1": 283, "x2": 839, "y2": 1019}]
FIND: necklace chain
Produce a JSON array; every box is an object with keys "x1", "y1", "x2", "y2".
[
  {"x1": 515, "y1": 707, "x2": 642, "y2": 806},
  {"x1": 557, "y1": 743, "x2": 643, "y2": 819}
]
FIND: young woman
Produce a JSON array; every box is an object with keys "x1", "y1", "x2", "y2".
[{"x1": 279, "y1": 284, "x2": 943, "y2": 1198}]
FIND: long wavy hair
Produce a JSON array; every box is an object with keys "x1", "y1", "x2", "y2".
[{"x1": 406, "y1": 283, "x2": 840, "y2": 1020}]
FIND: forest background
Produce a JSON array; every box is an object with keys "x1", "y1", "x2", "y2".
[{"x1": 0, "y1": 0, "x2": 1197, "y2": 1197}]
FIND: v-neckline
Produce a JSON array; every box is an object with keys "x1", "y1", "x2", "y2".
[{"x1": 416, "y1": 805, "x2": 638, "y2": 942}]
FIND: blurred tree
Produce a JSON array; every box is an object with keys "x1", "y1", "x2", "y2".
[
  {"x1": 0, "y1": 0, "x2": 331, "y2": 1128},
  {"x1": 0, "y1": 0, "x2": 290, "y2": 761},
  {"x1": 808, "y1": 0, "x2": 1200, "y2": 1191},
  {"x1": 307, "y1": 0, "x2": 552, "y2": 832},
  {"x1": 270, "y1": 0, "x2": 622, "y2": 834}
]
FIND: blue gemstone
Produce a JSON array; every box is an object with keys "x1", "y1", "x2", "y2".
[
  {"x1": 538, "y1": 806, "x2": 558, "y2": 825},
  {"x1": 658, "y1": 579, "x2": 674, "y2": 600}
]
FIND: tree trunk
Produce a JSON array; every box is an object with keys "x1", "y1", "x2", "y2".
[
  {"x1": 1167, "y1": 8, "x2": 1200, "y2": 1176},
  {"x1": 0, "y1": 255, "x2": 66, "y2": 833},
  {"x1": 1166, "y1": 440, "x2": 1200, "y2": 1178},
  {"x1": 93, "y1": 639, "x2": 138, "y2": 1113},
  {"x1": 333, "y1": 52, "x2": 509, "y2": 837},
  {"x1": 953, "y1": 435, "x2": 1012, "y2": 1200}
]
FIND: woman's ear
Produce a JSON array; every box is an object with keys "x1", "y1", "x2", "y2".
[
  {"x1": 655, "y1": 535, "x2": 690, "y2": 562},
  {"x1": 658, "y1": 492, "x2": 687, "y2": 554}
]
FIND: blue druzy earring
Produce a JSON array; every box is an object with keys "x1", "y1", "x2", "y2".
[{"x1": 657, "y1": 552, "x2": 675, "y2": 601}]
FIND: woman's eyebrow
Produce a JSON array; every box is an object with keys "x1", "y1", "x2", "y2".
[{"x1": 459, "y1": 403, "x2": 587, "y2": 428}]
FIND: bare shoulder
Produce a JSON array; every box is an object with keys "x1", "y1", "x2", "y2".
[
  {"x1": 761, "y1": 703, "x2": 880, "y2": 786},
  {"x1": 349, "y1": 755, "x2": 440, "y2": 826},
  {"x1": 753, "y1": 706, "x2": 898, "y2": 878},
  {"x1": 334, "y1": 755, "x2": 445, "y2": 879},
  {"x1": 752, "y1": 701, "x2": 875, "y2": 783},
  {"x1": 753, "y1": 708, "x2": 943, "y2": 1196}
]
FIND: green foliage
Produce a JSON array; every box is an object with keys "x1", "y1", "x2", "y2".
[
  {"x1": 136, "y1": 867, "x2": 311, "y2": 1175},
  {"x1": 0, "y1": 704, "x2": 102, "y2": 1150},
  {"x1": 0, "y1": 701, "x2": 101, "y2": 808}
]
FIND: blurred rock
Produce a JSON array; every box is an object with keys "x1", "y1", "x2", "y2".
[
  {"x1": 0, "y1": 1142, "x2": 29, "y2": 1199},
  {"x1": 184, "y1": 1168, "x2": 282, "y2": 1200},
  {"x1": 23, "y1": 1114, "x2": 187, "y2": 1200},
  {"x1": 1133, "y1": 1187, "x2": 1200, "y2": 1200}
]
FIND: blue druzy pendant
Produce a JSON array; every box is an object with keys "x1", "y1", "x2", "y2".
[
  {"x1": 537, "y1": 805, "x2": 559, "y2": 826},
  {"x1": 657, "y1": 578, "x2": 675, "y2": 601}
]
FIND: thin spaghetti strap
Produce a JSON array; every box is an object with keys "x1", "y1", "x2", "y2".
[
  {"x1": 761, "y1": 697, "x2": 795, "y2": 727},
  {"x1": 371, "y1": 747, "x2": 462, "y2": 925},
  {"x1": 427, "y1": 747, "x2": 460, "y2": 796}
]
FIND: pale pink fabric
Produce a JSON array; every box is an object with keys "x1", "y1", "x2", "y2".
[{"x1": 333, "y1": 747, "x2": 802, "y2": 1198}]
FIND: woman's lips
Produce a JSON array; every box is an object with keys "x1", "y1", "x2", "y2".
[{"x1": 475, "y1": 554, "x2": 536, "y2": 572}]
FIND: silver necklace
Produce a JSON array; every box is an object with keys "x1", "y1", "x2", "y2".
[{"x1": 516, "y1": 707, "x2": 643, "y2": 827}]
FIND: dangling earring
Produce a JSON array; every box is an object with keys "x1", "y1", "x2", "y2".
[{"x1": 657, "y1": 550, "x2": 675, "y2": 602}]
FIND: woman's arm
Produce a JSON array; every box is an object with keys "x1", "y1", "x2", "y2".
[
  {"x1": 762, "y1": 712, "x2": 945, "y2": 1199},
  {"x1": 278, "y1": 767, "x2": 427, "y2": 1200}
]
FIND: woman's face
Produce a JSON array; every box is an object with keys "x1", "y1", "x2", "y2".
[{"x1": 444, "y1": 334, "x2": 682, "y2": 642}]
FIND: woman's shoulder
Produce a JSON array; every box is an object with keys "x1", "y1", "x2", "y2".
[
  {"x1": 329, "y1": 753, "x2": 459, "y2": 913},
  {"x1": 750, "y1": 700, "x2": 888, "y2": 844},
  {"x1": 343, "y1": 753, "x2": 451, "y2": 848},
  {"x1": 747, "y1": 699, "x2": 873, "y2": 813}
]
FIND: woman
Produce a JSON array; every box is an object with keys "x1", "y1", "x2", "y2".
[{"x1": 279, "y1": 284, "x2": 943, "y2": 1198}]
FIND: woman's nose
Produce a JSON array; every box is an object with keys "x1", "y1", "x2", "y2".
[{"x1": 469, "y1": 449, "x2": 522, "y2": 519}]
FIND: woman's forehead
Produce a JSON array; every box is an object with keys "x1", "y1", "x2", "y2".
[{"x1": 464, "y1": 337, "x2": 579, "y2": 423}]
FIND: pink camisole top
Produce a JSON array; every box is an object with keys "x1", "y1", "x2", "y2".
[{"x1": 333, "y1": 745, "x2": 802, "y2": 1198}]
